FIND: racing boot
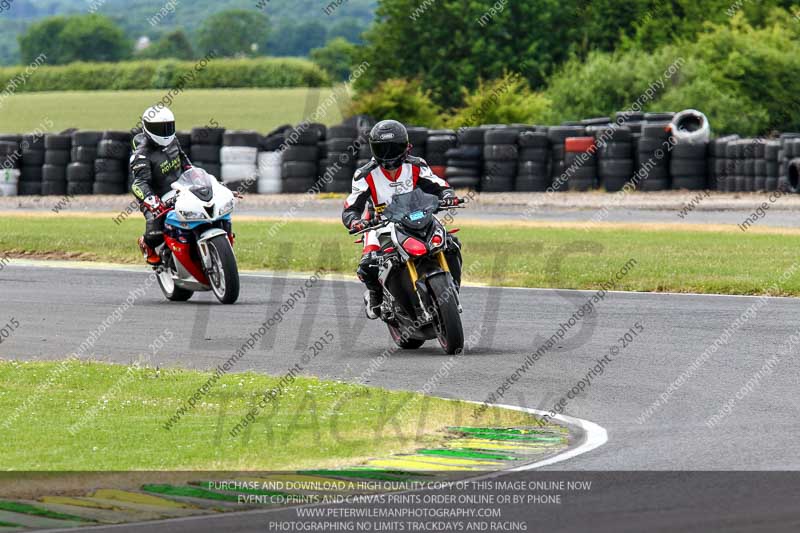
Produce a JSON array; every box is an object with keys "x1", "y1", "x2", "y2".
[
  {"x1": 363, "y1": 289, "x2": 383, "y2": 320},
  {"x1": 138, "y1": 236, "x2": 161, "y2": 266},
  {"x1": 358, "y1": 252, "x2": 382, "y2": 319}
]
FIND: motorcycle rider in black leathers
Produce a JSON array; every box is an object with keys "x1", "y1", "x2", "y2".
[
  {"x1": 130, "y1": 105, "x2": 194, "y2": 265},
  {"x1": 342, "y1": 120, "x2": 462, "y2": 319}
]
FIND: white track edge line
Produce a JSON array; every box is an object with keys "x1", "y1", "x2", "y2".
[
  {"x1": 6, "y1": 258, "x2": 797, "y2": 301},
  {"x1": 491, "y1": 403, "x2": 607, "y2": 471}
]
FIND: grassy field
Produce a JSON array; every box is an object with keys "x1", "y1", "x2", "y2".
[
  {"x1": 2, "y1": 214, "x2": 800, "y2": 296},
  {"x1": 0, "y1": 88, "x2": 345, "y2": 133},
  {"x1": 0, "y1": 361, "x2": 547, "y2": 471}
]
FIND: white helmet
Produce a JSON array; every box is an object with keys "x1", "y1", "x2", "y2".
[{"x1": 142, "y1": 105, "x2": 176, "y2": 147}]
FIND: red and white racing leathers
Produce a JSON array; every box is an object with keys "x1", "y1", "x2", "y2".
[{"x1": 341, "y1": 156, "x2": 453, "y2": 253}]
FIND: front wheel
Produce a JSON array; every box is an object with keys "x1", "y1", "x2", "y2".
[
  {"x1": 157, "y1": 257, "x2": 193, "y2": 302},
  {"x1": 428, "y1": 274, "x2": 464, "y2": 355},
  {"x1": 207, "y1": 234, "x2": 240, "y2": 304}
]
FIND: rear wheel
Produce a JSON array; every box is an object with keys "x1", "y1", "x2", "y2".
[
  {"x1": 428, "y1": 274, "x2": 464, "y2": 355},
  {"x1": 157, "y1": 257, "x2": 193, "y2": 302},
  {"x1": 387, "y1": 322, "x2": 425, "y2": 349},
  {"x1": 207, "y1": 234, "x2": 240, "y2": 304}
]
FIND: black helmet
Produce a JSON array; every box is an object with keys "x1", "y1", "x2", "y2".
[{"x1": 368, "y1": 120, "x2": 409, "y2": 170}]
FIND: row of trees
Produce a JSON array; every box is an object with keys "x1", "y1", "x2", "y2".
[
  {"x1": 17, "y1": 10, "x2": 366, "y2": 66},
  {"x1": 351, "y1": 0, "x2": 799, "y2": 108},
  {"x1": 350, "y1": 8, "x2": 800, "y2": 136}
]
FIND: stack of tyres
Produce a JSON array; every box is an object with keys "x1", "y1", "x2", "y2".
[
  {"x1": 669, "y1": 141, "x2": 707, "y2": 190},
  {"x1": 710, "y1": 136, "x2": 738, "y2": 192},
  {"x1": 445, "y1": 127, "x2": 483, "y2": 190},
  {"x1": 425, "y1": 129, "x2": 456, "y2": 181},
  {"x1": 0, "y1": 136, "x2": 20, "y2": 196},
  {"x1": 308, "y1": 125, "x2": 330, "y2": 187},
  {"x1": 221, "y1": 130, "x2": 260, "y2": 193},
  {"x1": 752, "y1": 140, "x2": 767, "y2": 192},
  {"x1": 596, "y1": 126, "x2": 634, "y2": 192},
  {"x1": 737, "y1": 139, "x2": 753, "y2": 192},
  {"x1": 564, "y1": 136, "x2": 597, "y2": 191},
  {"x1": 258, "y1": 151, "x2": 282, "y2": 194},
  {"x1": 190, "y1": 127, "x2": 224, "y2": 179},
  {"x1": 708, "y1": 135, "x2": 735, "y2": 191},
  {"x1": 322, "y1": 124, "x2": 358, "y2": 193},
  {"x1": 723, "y1": 140, "x2": 739, "y2": 192},
  {"x1": 739, "y1": 139, "x2": 761, "y2": 192},
  {"x1": 257, "y1": 127, "x2": 288, "y2": 194},
  {"x1": 94, "y1": 131, "x2": 131, "y2": 194},
  {"x1": 356, "y1": 133, "x2": 371, "y2": 169},
  {"x1": 408, "y1": 127, "x2": 429, "y2": 165},
  {"x1": 765, "y1": 140, "x2": 781, "y2": 192},
  {"x1": 350, "y1": 118, "x2": 374, "y2": 170},
  {"x1": 176, "y1": 131, "x2": 191, "y2": 149},
  {"x1": 618, "y1": 113, "x2": 644, "y2": 175},
  {"x1": 68, "y1": 131, "x2": 101, "y2": 195},
  {"x1": 636, "y1": 121, "x2": 671, "y2": 191},
  {"x1": 262, "y1": 126, "x2": 289, "y2": 153},
  {"x1": 779, "y1": 135, "x2": 800, "y2": 191},
  {"x1": 19, "y1": 133, "x2": 45, "y2": 195},
  {"x1": 547, "y1": 125, "x2": 584, "y2": 191},
  {"x1": 482, "y1": 127, "x2": 519, "y2": 192},
  {"x1": 278, "y1": 126, "x2": 320, "y2": 193},
  {"x1": 42, "y1": 134, "x2": 72, "y2": 196},
  {"x1": 734, "y1": 140, "x2": 750, "y2": 192},
  {"x1": 516, "y1": 130, "x2": 551, "y2": 191}
]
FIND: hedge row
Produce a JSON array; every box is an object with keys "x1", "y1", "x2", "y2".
[{"x1": 0, "y1": 57, "x2": 330, "y2": 92}]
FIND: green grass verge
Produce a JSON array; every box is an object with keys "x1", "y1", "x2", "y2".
[
  {"x1": 0, "y1": 361, "x2": 548, "y2": 471},
  {"x1": 1, "y1": 215, "x2": 800, "y2": 296},
  {"x1": 0, "y1": 88, "x2": 344, "y2": 133}
]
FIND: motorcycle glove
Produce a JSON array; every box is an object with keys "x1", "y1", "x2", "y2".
[
  {"x1": 350, "y1": 219, "x2": 367, "y2": 232},
  {"x1": 143, "y1": 195, "x2": 166, "y2": 214}
]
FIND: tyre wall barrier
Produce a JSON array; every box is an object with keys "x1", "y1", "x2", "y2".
[{"x1": 3, "y1": 112, "x2": 798, "y2": 197}]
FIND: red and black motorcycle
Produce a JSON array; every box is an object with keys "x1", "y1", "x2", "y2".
[{"x1": 351, "y1": 189, "x2": 466, "y2": 354}]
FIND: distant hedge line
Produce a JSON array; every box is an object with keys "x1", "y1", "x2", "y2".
[{"x1": 0, "y1": 57, "x2": 330, "y2": 92}]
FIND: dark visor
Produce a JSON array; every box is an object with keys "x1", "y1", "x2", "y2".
[
  {"x1": 370, "y1": 140, "x2": 406, "y2": 160},
  {"x1": 145, "y1": 120, "x2": 175, "y2": 137}
]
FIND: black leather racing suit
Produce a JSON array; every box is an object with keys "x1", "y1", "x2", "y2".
[{"x1": 129, "y1": 133, "x2": 193, "y2": 249}]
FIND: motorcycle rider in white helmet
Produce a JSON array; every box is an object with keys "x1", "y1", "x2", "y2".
[{"x1": 129, "y1": 105, "x2": 194, "y2": 265}]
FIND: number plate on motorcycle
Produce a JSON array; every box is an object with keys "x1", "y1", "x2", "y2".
[{"x1": 409, "y1": 211, "x2": 424, "y2": 221}]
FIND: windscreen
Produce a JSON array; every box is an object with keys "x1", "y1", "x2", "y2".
[
  {"x1": 383, "y1": 188, "x2": 439, "y2": 224},
  {"x1": 175, "y1": 168, "x2": 214, "y2": 201},
  {"x1": 176, "y1": 168, "x2": 214, "y2": 189}
]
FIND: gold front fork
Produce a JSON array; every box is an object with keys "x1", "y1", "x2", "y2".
[
  {"x1": 408, "y1": 253, "x2": 449, "y2": 291},
  {"x1": 436, "y1": 252, "x2": 450, "y2": 272},
  {"x1": 407, "y1": 259, "x2": 419, "y2": 290}
]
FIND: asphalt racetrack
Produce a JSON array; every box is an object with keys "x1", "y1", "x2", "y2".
[
  {"x1": 4, "y1": 261, "x2": 799, "y2": 470},
  {"x1": 3, "y1": 262, "x2": 800, "y2": 531}
]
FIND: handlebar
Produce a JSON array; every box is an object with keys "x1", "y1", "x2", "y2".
[
  {"x1": 347, "y1": 197, "x2": 468, "y2": 235},
  {"x1": 349, "y1": 218, "x2": 388, "y2": 235},
  {"x1": 153, "y1": 195, "x2": 177, "y2": 219}
]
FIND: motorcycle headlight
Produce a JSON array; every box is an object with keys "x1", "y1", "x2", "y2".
[
  {"x1": 179, "y1": 210, "x2": 206, "y2": 220},
  {"x1": 220, "y1": 199, "x2": 235, "y2": 215}
]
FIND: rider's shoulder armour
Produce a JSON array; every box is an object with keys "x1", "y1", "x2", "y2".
[
  {"x1": 131, "y1": 133, "x2": 150, "y2": 154},
  {"x1": 353, "y1": 159, "x2": 379, "y2": 181},
  {"x1": 405, "y1": 155, "x2": 429, "y2": 168}
]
